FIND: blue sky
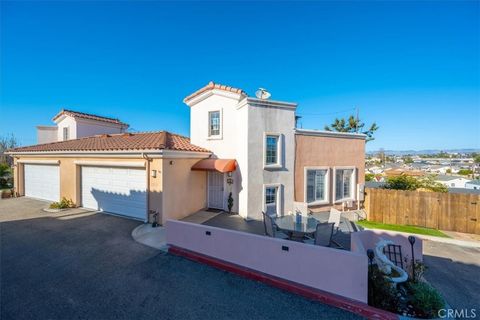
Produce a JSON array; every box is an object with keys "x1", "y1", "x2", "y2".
[{"x1": 1, "y1": 1, "x2": 479, "y2": 151}]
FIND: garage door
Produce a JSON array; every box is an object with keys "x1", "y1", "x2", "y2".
[
  {"x1": 24, "y1": 164, "x2": 60, "y2": 202},
  {"x1": 81, "y1": 166, "x2": 147, "y2": 220}
]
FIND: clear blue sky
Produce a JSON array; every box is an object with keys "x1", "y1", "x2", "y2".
[{"x1": 1, "y1": 1, "x2": 479, "y2": 151}]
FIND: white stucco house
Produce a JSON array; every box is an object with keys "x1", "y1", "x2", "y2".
[
  {"x1": 435, "y1": 174, "x2": 471, "y2": 188},
  {"x1": 185, "y1": 82, "x2": 366, "y2": 221},
  {"x1": 465, "y1": 180, "x2": 480, "y2": 190},
  {"x1": 37, "y1": 109, "x2": 129, "y2": 144}
]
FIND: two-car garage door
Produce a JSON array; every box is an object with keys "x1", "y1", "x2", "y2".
[{"x1": 81, "y1": 166, "x2": 147, "y2": 220}]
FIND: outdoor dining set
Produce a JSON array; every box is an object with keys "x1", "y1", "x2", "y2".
[{"x1": 262, "y1": 206, "x2": 345, "y2": 248}]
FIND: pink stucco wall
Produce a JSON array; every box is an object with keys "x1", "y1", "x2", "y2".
[
  {"x1": 166, "y1": 220, "x2": 368, "y2": 303},
  {"x1": 351, "y1": 230, "x2": 423, "y2": 264}
]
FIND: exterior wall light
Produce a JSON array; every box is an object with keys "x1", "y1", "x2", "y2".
[{"x1": 151, "y1": 170, "x2": 157, "y2": 178}]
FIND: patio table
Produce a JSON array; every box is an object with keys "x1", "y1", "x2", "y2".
[{"x1": 274, "y1": 215, "x2": 319, "y2": 241}]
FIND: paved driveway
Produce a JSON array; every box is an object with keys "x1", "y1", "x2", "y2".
[
  {"x1": 423, "y1": 240, "x2": 480, "y2": 311},
  {"x1": 0, "y1": 198, "x2": 360, "y2": 320}
]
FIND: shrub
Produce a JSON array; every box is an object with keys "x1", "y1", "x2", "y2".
[
  {"x1": 49, "y1": 197, "x2": 75, "y2": 209},
  {"x1": 368, "y1": 266, "x2": 400, "y2": 313},
  {"x1": 383, "y1": 175, "x2": 448, "y2": 193},
  {"x1": 407, "y1": 282, "x2": 444, "y2": 318},
  {"x1": 383, "y1": 175, "x2": 418, "y2": 191}
]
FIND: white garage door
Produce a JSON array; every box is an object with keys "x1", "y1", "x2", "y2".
[
  {"x1": 81, "y1": 166, "x2": 147, "y2": 220},
  {"x1": 24, "y1": 164, "x2": 60, "y2": 202}
]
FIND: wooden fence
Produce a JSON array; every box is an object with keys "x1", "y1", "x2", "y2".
[{"x1": 364, "y1": 188, "x2": 480, "y2": 235}]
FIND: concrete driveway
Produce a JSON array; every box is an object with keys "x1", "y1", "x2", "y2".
[
  {"x1": 0, "y1": 198, "x2": 360, "y2": 320},
  {"x1": 423, "y1": 240, "x2": 480, "y2": 311}
]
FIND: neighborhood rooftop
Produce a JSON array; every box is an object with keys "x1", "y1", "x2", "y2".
[
  {"x1": 52, "y1": 109, "x2": 129, "y2": 126},
  {"x1": 8, "y1": 131, "x2": 210, "y2": 153}
]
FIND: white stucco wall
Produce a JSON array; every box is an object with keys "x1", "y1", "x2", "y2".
[
  {"x1": 56, "y1": 117, "x2": 77, "y2": 141},
  {"x1": 37, "y1": 126, "x2": 58, "y2": 144},
  {"x1": 190, "y1": 90, "x2": 246, "y2": 214},
  {"x1": 75, "y1": 118, "x2": 126, "y2": 138},
  {"x1": 244, "y1": 99, "x2": 296, "y2": 220},
  {"x1": 188, "y1": 90, "x2": 296, "y2": 220},
  {"x1": 438, "y1": 178, "x2": 470, "y2": 188},
  {"x1": 55, "y1": 116, "x2": 126, "y2": 141}
]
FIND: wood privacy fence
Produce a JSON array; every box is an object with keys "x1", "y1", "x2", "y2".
[{"x1": 364, "y1": 188, "x2": 480, "y2": 235}]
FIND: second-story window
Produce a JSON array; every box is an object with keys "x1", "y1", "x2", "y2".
[
  {"x1": 209, "y1": 111, "x2": 221, "y2": 137},
  {"x1": 63, "y1": 127, "x2": 69, "y2": 141},
  {"x1": 265, "y1": 135, "x2": 279, "y2": 165}
]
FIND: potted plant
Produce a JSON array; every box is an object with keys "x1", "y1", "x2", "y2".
[{"x1": 227, "y1": 192, "x2": 234, "y2": 214}]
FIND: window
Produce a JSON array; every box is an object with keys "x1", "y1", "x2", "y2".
[
  {"x1": 335, "y1": 168, "x2": 355, "y2": 201},
  {"x1": 306, "y1": 169, "x2": 328, "y2": 204},
  {"x1": 265, "y1": 186, "x2": 278, "y2": 216},
  {"x1": 265, "y1": 135, "x2": 279, "y2": 165},
  {"x1": 208, "y1": 111, "x2": 221, "y2": 137},
  {"x1": 63, "y1": 127, "x2": 69, "y2": 141}
]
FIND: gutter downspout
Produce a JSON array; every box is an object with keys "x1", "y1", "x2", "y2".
[{"x1": 142, "y1": 153, "x2": 151, "y2": 223}]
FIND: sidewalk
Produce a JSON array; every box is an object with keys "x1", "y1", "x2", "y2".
[
  {"x1": 131, "y1": 223, "x2": 168, "y2": 251},
  {"x1": 361, "y1": 227, "x2": 480, "y2": 248}
]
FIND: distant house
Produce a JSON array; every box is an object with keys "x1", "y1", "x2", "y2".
[
  {"x1": 465, "y1": 180, "x2": 480, "y2": 190},
  {"x1": 435, "y1": 175, "x2": 471, "y2": 188},
  {"x1": 37, "y1": 109, "x2": 129, "y2": 144}
]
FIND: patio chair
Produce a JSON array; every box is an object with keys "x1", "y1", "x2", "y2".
[
  {"x1": 262, "y1": 212, "x2": 288, "y2": 239},
  {"x1": 303, "y1": 222, "x2": 334, "y2": 247},
  {"x1": 328, "y1": 208, "x2": 344, "y2": 248}
]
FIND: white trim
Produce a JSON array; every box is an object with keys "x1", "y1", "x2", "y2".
[
  {"x1": 184, "y1": 89, "x2": 245, "y2": 106},
  {"x1": 333, "y1": 166, "x2": 357, "y2": 203},
  {"x1": 237, "y1": 97, "x2": 297, "y2": 110},
  {"x1": 295, "y1": 128, "x2": 367, "y2": 140},
  {"x1": 263, "y1": 183, "x2": 282, "y2": 216},
  {"x1": 17, "y1": 159, "x2": 60, "y2": 164},
  {"x1": 263, "y1": 132, "x2": 283, "y2": 169},
  {"x1": 74, "y1": 160, "x2": 146, "y2": 168},
  {"x1": 304, "y1": 166, "x2": 330, "y2": 206},
  {"x1": 7, "y1": 150, "x2": 211, "y2": 159},
  {"x1": 36, "y1": 126, "x2": 57, "y2": 130}
]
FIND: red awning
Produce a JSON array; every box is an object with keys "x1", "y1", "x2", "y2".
[{"x1": 191, "y1": 159, "x2": 237, "y2": 173}]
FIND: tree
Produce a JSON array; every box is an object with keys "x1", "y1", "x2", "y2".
[
  {"x1": 474, "y1": 154, "x2": 480, "y2": 164},
  {"x1": 382, "y1": 175, "x2": 448, "y2": 193},
  {"x1": 324, "y1": 115, "x2": 379, "y2": 142},
  {"x1": 365, "y1": 173, "x2": 375, "y2": 182},
  {"x1": 383, "y1": 176, "x2": 418, "y2": 191},
  {"x1": 0, "y1": 134, "x2": 18, "y2": 165},
  {"x1": 458, "y1": 169, "x2": 473, "y2": 176},
  {"x1": 403, "y1": 156, "x2": 414, "y2": 164}
]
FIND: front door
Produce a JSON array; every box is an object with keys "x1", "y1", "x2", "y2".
[{"x1": 208, "y1": 171, "x2": 224, "y2": 209}]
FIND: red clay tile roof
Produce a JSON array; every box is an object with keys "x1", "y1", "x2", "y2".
[
  {"x1": 52, "y1": 109, "x2": 129, "y2": 127},
  {"x1": 7, "y1": 131, "x2": 210, "y2": 153},
  {"x1": 184, "y1": 81, "x2": 247, "y2": 103}
]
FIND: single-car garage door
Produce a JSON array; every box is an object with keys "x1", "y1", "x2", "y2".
[
  {"x1": 24, "y1": 164, "x2": 60, "y2": 202},
  {"x1": 81, "y1": 166, "x2": 147, "y2": 220}
]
